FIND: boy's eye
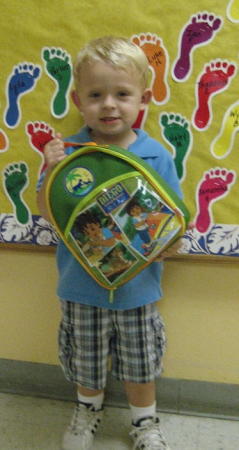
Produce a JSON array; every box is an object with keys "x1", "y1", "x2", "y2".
[
  {"x1": 118, "y1": 91, "x2": 129, "y2": 97},
  {"x1": 89, "y1": 92, "x2": 101, "y2": 98}
]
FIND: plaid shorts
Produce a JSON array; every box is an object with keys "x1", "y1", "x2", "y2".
[{"x1": 58, "y1": 301, "x2": 166, "y2": 390}]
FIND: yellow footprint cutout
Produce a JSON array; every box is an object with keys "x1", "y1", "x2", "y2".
[
  {"x1": 211, "y1": 101, "x2": 239, "y2": 159},
  {"x1": 227, "y1": 0, "x2": 239, "y2": 22},
  {"x1": 131, "y1": 33, "x2": 169, "y2": 104}
]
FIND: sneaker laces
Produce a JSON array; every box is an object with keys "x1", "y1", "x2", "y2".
[{"x1": 130, "y1": 416, "x2": 170, "y2": 450}]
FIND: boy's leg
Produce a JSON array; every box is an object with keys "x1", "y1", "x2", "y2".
[
  {"x1": 124, "y1": 380, "x2": 155, "y2": 407},
  {"x1": 77, "y1": 385, "x2": 105, "y2": 411},
  {"x1": 125, "y1": 380, "x2": 170, "y2": 449},
  {"x1": 77, "y1": 386, "x2": 104, "y2": 397},
  {"x1": 112, "y1": 304, "x2": 170, "y2": 449},
  {"x1": 124, "y1": 380, "x2": 157, "y2": 426},
  {"x1": 59, "y1": 301, "x2": 110, "y2": 450}
]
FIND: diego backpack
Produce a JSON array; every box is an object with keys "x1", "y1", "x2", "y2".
[{"x1": 46, "y1": 142, "x2": 190, "y2": 302}]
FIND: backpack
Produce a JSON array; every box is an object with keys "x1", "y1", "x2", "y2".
[{"x1": 46, "y1": 142, "x2": 190, "y2": 302}]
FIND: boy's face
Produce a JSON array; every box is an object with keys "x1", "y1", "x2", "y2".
[
  {"x1": 71, "y1": 60, "x2": 151, "y2": 146},
  {"x1": 83, "y1": 222, "x2": 102, "y2": 239},
  {"x1": 130, "y1": 205, "x2": 142, "y2": 216}
]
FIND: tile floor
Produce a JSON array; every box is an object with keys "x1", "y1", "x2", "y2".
[{"x1": 0, "y1": 392, "x2": 238, "y2": 450}]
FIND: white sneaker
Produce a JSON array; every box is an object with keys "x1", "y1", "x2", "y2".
[
  {"x1": 62, "y1": 402, "x2": 104, "y2": 450},
  {"x1": 130, "y1": 416, "x2": 171, "y2": 450}
]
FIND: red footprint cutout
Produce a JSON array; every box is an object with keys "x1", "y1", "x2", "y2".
[
  {"x1": 193, "y1": 61, "x2": 236, "y2": 130},
  {"x1": 0, "y1": 129, "x2": 9, "y2": 152},
  {"x1": 195, "y1": 168, "x2": 235, "y2": 233},
  {"x1": 132, "y1": 107, "x2": 149, "y2": 129},
  {"x1": 26, "y1": 121, "x2": 55, "y2": 173}
]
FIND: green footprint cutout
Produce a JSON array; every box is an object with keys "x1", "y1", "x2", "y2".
[
  {"x1": 42, "y1": 47, "x2": 72, "y2": 118},
  {"x1": 3, "y1": 162, "x2": 30, "y2": 225},
  {"x1": 160, "y1": 113, "x2": 192, "y2": 180}
]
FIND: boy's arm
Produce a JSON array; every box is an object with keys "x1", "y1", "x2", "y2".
[{"x1": 36, "y1": 133, "x2": 66, "y2": 223}]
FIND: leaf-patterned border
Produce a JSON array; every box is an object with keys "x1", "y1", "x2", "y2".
[{"x1": 0, "y1": 214, "x2": 238, "y2": 257}]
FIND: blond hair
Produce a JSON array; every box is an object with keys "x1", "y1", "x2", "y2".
[{"x1": 73, "y1": 36, "x2": 149, "y2": 90}]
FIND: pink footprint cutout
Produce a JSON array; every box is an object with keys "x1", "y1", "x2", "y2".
[
  {"x1": 195, "y1": 168, "x2": 235, "y2": 233},
  {"x1": 173, "y1": 13, "x2": 222, "y2": 81},
  {"x1": 193, "y1": 61, "x2": 236, "y2": 130},
  {"x1": 26, "y1": 121, "x2": 55, "y2": 173}
]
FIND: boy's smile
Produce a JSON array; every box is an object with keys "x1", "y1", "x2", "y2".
[{"x1": 71, "y1": 60, "x2": 151, "y2": 147}]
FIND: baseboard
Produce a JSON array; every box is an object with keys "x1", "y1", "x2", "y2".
[{"x1": 0, "y1": 358, "x2": 238, "y2": 420}]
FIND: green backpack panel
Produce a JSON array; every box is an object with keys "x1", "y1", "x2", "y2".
[{"x1": 46, "y1": 143, "x2": 190, "y2": 299}]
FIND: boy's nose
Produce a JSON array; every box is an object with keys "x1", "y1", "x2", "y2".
[{"x1": 102, "y1": 94, "x2": 116, "y2": 108}]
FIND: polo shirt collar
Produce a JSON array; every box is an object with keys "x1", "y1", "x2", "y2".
[{"x1": 75, "y1": 127, "x2": 157, "y2": 158}]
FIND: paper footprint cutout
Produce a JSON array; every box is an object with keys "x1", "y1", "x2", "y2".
[
  {"x1": 26, "y1": 121, "x2": 55, "y2": 174},
  {"x1": 172, "y1": 12, "x2": 222, "y2": 82},
  {"x1": 0, "y1": 129, "x2": 9, "y2": 152},
  {"x1": 3, "y1": 162, "x2": 30, "y2": 225},
  {"x1": 211, "y1": 101, "x2": 239, "y2": 159},
  {"x1": 132, "y1": 33, "x2": 169, "y2": 104},
  {"x1": 132, "y1": 107, "x2": 149, "y2": 129},
  {"x1": 195, "y1": 168, "x2": 235, "y2": 233},
  {"x1": 42, "y1": 47, "x2": 72, "y2": 118},
  {"x1": 192, "y1": 60, "x2": 236, "y2": 131},
  {"x1": 160, "y1": 113, "x2": 192, "y2": 181},
  {"x1": 4, "y1": 63, "x2": 41, "y2": 128},
  {"x1": 227, "y1": 0, "x2": 239, "y2": 23}
]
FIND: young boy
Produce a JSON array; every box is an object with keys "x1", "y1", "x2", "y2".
[{"x1": 37, "y1": 36, "x2": 183, "y2": 450}]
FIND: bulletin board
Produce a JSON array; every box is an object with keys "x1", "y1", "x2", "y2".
[{"x1": 0, "y1": 0, "x2": 239, "y2": 258}]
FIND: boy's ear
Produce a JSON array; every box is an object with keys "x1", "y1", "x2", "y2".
[
  {"x1": 71, "y1": 90, "x2": 81, "y2": 109},
  {"x1": 141, "y1": 89, "x2": 152, "y2": 106}
]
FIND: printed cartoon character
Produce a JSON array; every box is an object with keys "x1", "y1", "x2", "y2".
[
  {"x1": 74, "y1": 211, "x2": 117, "y2": 264},
  {"x1": 102, "y1": 245, "x2": 132, "y2": 276},
  {"x1": 126, "y1": 200, "x2": 152, "y2": 249},
  {"x1": 146, "y1": 211, "x2": 170, "y2": 238}
]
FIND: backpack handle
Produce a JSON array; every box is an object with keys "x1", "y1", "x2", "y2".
[{"x1": 64, "y1": 141, "x2": 97, "y2": 148}]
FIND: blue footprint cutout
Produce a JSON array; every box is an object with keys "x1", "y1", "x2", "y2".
[{"x1": 4, "y1": 63, "x2": 41, "y2": 128}]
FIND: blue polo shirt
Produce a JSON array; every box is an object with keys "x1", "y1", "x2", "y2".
[{"x1": 41, "y1": 127, "x2": 182, "y2": 310}]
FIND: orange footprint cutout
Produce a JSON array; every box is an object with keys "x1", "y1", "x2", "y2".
[
  {"x1": 132, "y1": 33, "x2": 169, "y2": 104},
  {"x1": 193, "y1": 60, "x2": 236, "y2": 130},
  {"x1": 0, "y1": 129, "x2": 9, "y2": 152}
]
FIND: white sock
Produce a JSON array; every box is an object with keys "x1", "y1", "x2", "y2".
[
  {"x1": 77, "y1": 391, "x2": 104, "y2": 411},
  {"x1": 130, "y1": 402, "x2": 156, "y2": 425}
]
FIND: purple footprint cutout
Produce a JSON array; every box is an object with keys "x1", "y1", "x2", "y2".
[
  {"x1": 173, "y1": 13, "x2": 222, "y2": 82},
  {"x1": 4, "y1": 63, "x2": 41, "y2": 128}
]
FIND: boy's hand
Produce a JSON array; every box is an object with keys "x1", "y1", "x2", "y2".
[
  {"x1": 155, "y1": 222, "x2": 195, "y2": 262},
  {"x1": 44, "y1": 132, "x2": 66, "y2": 169},
  {"x1": 155, "y1": 238, "x2": 182, "y2": 262}
]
